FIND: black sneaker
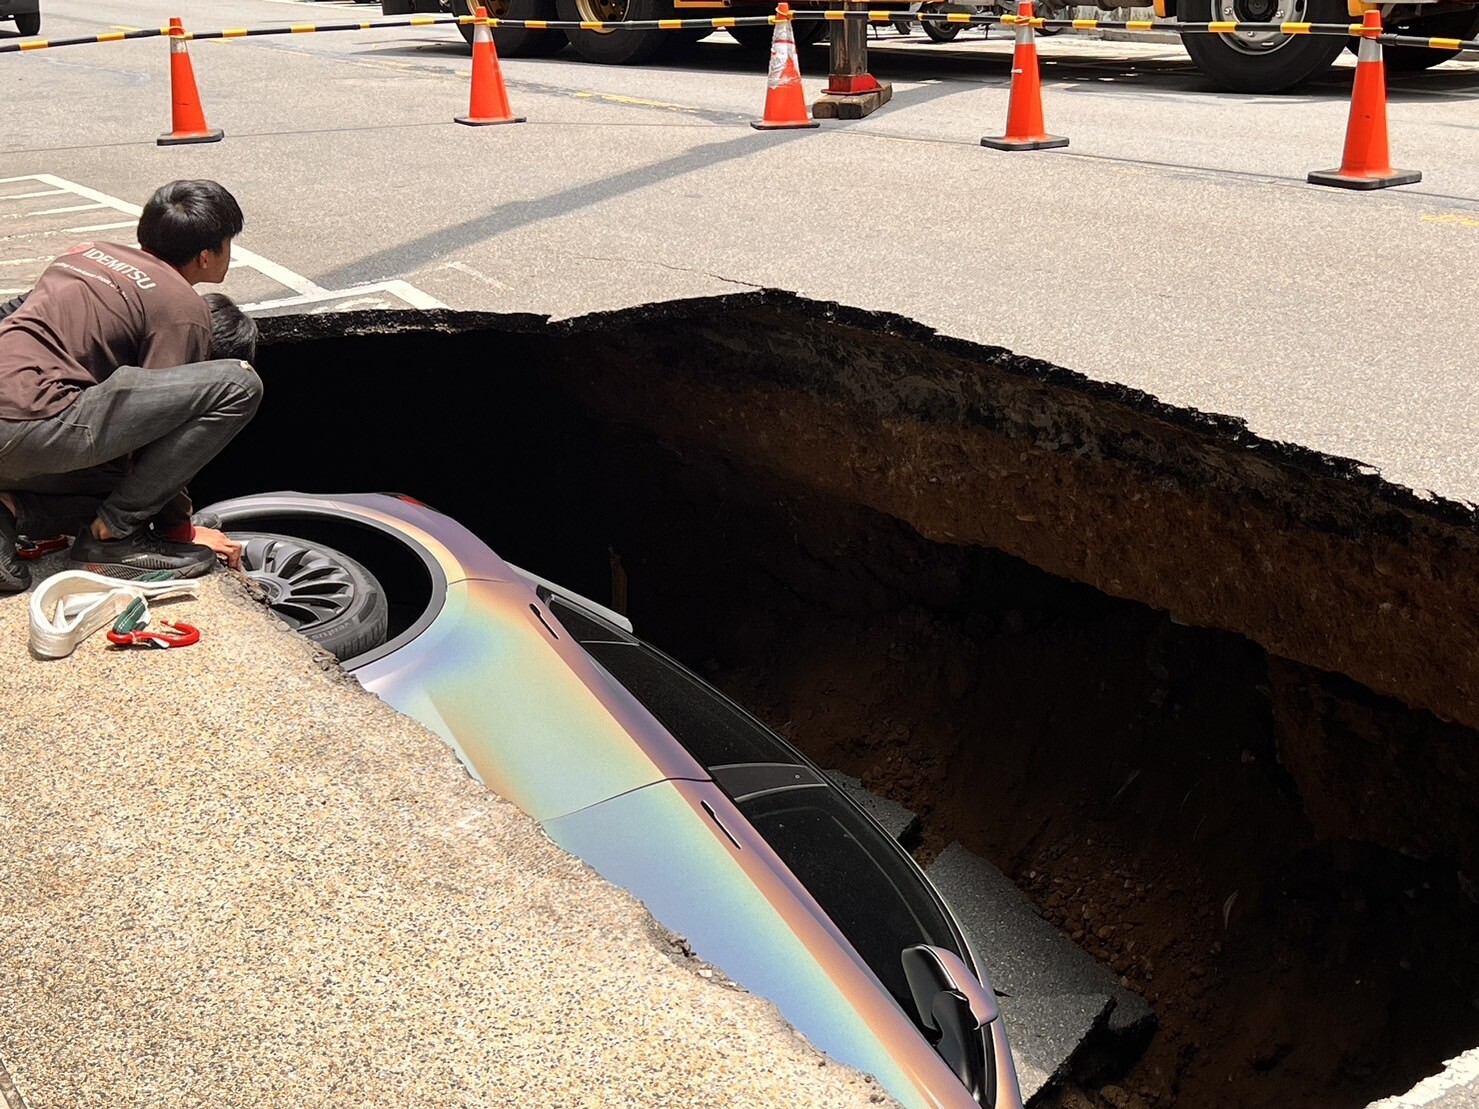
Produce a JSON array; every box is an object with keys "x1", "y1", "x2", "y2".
[
  {"x1": 68, "y1": 526, "x2": 216, "y2": 581},
  {"x1": 0, "y1": 503, "x2": 30, "y2": 593}
]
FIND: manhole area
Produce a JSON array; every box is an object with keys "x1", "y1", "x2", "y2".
[{"x1": 196, "y1": 304, "x2": 1479, "y2": 1109}]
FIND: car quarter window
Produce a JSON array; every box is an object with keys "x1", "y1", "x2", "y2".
[
  {"x1": 738, "y1": 788, "x2": 961, "y2": 1025},
  {"x1": 577, "y1": 637, "x2": 804, "y2": 770},
  {"x1": 545, "y1": 595, "x2": 635, "y2": 645}
]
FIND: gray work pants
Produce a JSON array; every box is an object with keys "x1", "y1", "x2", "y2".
[{"x1": 0, "y1": 360, "x2": 262, "y2": 539}]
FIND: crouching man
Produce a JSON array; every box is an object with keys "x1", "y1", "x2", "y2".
[{"x1": 0, "y1": 179, "x2": 262, "y2": 591}]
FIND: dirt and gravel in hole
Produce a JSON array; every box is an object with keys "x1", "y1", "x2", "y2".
[{"x1": 595, "y1": 449, "x2": 1479, "y2": 1109}]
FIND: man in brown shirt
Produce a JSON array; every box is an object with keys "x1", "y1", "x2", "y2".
[{"x1": 0, "y1": 179, "x2": 261, "y2": 592}]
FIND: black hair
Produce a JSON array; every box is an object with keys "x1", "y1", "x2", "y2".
[
  {"x1": 136, "y1": 180, "x2": 244, "y2": 267},
  {"x1": 203, "y1": 293, "x2": 259, "y2": 365}
]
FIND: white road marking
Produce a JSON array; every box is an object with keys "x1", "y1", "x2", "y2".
[
  {"x1": 0, "y1": 174, "x2": 442, "y2": 313},
  {"x1": 241, "y1": 279, "x2": 448, "y2": 312},
  {"x1": 19, "y1": 174, "x2": 326, "y2": 296},
  {"x1": 438, "y1": 259, "x2": 509, "y2": 291}
]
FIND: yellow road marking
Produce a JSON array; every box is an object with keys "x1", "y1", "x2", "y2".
[
  {"x1": 1421, "y1": 213, "x2": 1479, "y2": 228},
  {"x1": 574, "y1": 91, "x2": 699, "y2": 112}
]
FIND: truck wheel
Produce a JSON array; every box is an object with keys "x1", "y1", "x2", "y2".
[
  {"x1": 14, "y1": 11, "x2": 39, "y2": 35},
  {"x1": 727, "y1": 14, "x2": 826, "y2": 50},
  {"x1": 1353, "y1": 8, "x2": 1479, "y2": 71},
  {"x1": 453, "y1": 0, "x2": 568, "y2": 55},
  {"x1": 557, "y1": 0, "x2": 672, "y2": 63},
  {"x1": 1179, "y1": 0, "x2": 1347, "y2": 92}
]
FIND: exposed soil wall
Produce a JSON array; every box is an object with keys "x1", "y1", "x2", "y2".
[{"x1": 214, "y1": 293, "x2": 1479, "y2": 1107}]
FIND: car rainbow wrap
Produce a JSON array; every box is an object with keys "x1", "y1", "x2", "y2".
[{"x1": 208, "y1": 491, "x2": 1023, "y2": 1109}]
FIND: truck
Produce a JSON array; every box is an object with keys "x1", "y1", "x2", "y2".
[
  {"x1": 0, "y1": 0, "x2": 40, "y2": 37},
  {"x1": 381, "y1": 0, "x2": 1479, "y2": 93}
]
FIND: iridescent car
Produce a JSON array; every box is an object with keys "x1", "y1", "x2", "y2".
[{"x1": 204, "y1": 490, "x2": 1025, "y2": 1109}]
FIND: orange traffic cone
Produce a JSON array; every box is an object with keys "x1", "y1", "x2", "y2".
[
  {"x1": 1308, "y1": 10, "x2": 1419, "y2": 189},
  {"x1": 456, "y1": 6, "x2": 525, "y2": 126},
  {"x1": 752, "y1": 4, "x2": 819, "y2": 130},
  {"x1": 981, "y1": 1, "x2": 1066, "y2": 151},
  {"x1": 157, "y1": 17, "x2": 223, "y2": 146}
]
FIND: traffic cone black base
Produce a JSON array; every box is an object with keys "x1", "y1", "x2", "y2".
[
  {"x1": 456, "y1": 115, "x2": 526, "y2": 126},
  {"x1": 751, "y1": 119, "x2": 819, "y2": 131},
  {"x1": 158, "y1": 129, "x2": 223, "y2": 147},
  {"x1": 981, "y1": 134, "x2": 1066, "y2": 151},
  {"x1": 1307, "y1": 167, "x2": 1420, "y2": 190}
]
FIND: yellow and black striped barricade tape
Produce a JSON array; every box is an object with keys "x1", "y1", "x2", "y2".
[{"x1": 4, "y1": 10, "x2": 1470, "y2": 54}]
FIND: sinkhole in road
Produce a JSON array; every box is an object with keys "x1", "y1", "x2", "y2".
[{"x1": 202, "y1": 292, "x2": 1479, "y2": 1109}]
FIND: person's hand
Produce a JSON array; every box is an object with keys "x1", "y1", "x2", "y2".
[{"x1": 192, "y1": 525, "x2": 242, "y2": 571}]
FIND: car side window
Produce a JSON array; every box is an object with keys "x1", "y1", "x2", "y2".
[
  {"x1": 545, "y1": 595, "x2": 635, "y2": 645},
  {"x1": 738, "y1": 787, "x2": 960, "y2": 1027},
  {"x1": 579, "y1": 637, "x2": 803, "y2": 769}
]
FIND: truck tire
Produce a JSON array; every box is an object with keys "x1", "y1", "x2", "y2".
[
  {"x1": 1353, "y1": 7, "x2": 1479, "y2": 71},
  {"x1": 726, "y1": 14, "x2": 827, "y2": 50},
  {"x1": 1179, "y1": 0, "x2": 1347, "y2": 92},
  {"x1": 453, "y1": 0, "x2": 568, "y2": 55},
  {"x1": 557, "y1": 0, "x2": 672, "y2": 63},
  {"x1": 14, "y1": 11, "x2": 39, "y2": 35}
]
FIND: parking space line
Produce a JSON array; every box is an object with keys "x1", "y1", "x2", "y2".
[
  {"x1": 34, "y1": 203, "x2": 107, "y2": 215},
  {"x1": 0, "y1": 174, "x2": 444, "y2": 313},
  {"x1": 20, "y1": 174, "x2": 326, "y2": 297},
  {"x1": 241, "y1": 279, "x2": 448, "y2": 312}
]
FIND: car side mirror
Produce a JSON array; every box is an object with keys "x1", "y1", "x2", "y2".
[
  {"x1": 902, "y1": 943, "x2": 1000, "y2": 1028},
  {"x1": 901, "y1": 944, "x2": 998, "y2": 1102}
]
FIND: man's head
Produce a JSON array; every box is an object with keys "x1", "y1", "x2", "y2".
[
  {"x1": 137, "y1": 180, "x2": 244, "y2": 286},
  {"x1": 203, "y1": 293, "x2": 259, "y2": 365}
]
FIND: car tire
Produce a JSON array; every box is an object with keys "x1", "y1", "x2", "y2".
[
  {"x1": 1351, "y1": 7, "x2": 1479, "y2": 71},
  {"x1": 1179, "y1": 0, "x2": 1347, "y2": 92},
  {"x1": 557, "y1": 0, "x2": 672, "y2": 63},
  {"x1": 14, "y1": 11, "x2": 39, "y2": 35},
  {"x1": 453, "y1": 0, "x2": 568, "y2": 55},
  {"x1": 234, "y1": 532, "x2": 389, "y2": 662}
]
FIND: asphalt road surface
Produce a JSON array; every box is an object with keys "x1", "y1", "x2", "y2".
[{"x1": 3, "y1": 0, "x2": 1477, "y2": 504}]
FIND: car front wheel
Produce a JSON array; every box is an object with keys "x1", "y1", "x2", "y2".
[
  {"x1": 15, "y1": 11, "x2": 39, "y2": 35},
  {"x1": 234, "y1": 532, "x2": 389, "y2": 662}
]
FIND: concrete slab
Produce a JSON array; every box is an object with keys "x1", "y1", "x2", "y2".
[
  {"x1": 997, "y1": 992, "x2": 1115, "y2": 1101},
  {"x1": 926, "y1": 842, "x2": 1156, "y2": 1096},
  {"x1": 825, "y1": 769, "x2": 922, "y2": 844}
]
